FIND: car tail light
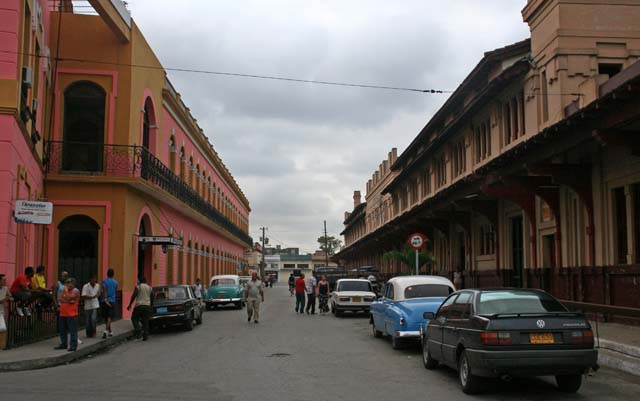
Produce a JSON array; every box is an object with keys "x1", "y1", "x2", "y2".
[
  {"x1": 481, "y1": 331, "x2": 512, "y2": 345},
  {"x1": 171, "y1": 304, "x2": 185, "y2": 311},
  {"x1": 364, "y1": 297, "x2": 374, "y2": 302},
  {"x1": 568, "y1": 330, "x2": 594, "y2": 344},
  {"x1": 338, "y1": 297, "x2": 349, "y2": 302}
]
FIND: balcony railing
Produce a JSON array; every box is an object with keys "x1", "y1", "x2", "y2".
[{"x1": 46, "y1": 141, "x2": 252, "y2": 246}]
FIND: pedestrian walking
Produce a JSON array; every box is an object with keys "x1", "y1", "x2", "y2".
[
  {"x1": 244, "y1": 272, "x2": 264, "y2": 323},
  {"x1": 317, "y1": 275, "x2": 330, "y2": 314},
  {"x1": 100, "y1": 268, "x2": 118, "y2": 339},
  {"x1": 127, "y1": 277, "x2": 153, "y2": 341},
  {"x1": 55, "y1": 278, "x2": 80, "y2": 352},
  {"x1": 81, "y1": 275, "x2": 101, "y2": 338},
  {"x1": 305, "y1": 274, "x2": 317, "y2": 314},
  {"x1": 294, "y1": 273, "x2": 306, "y2": 314},
  {"x1": 288, "y1": 273, "x2": 295, "y2": 296},
  {"x1": 193, "y1": 278, "x2": 203, "y2": 301}
]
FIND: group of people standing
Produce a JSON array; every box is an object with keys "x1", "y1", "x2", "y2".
[
  {"x1": 0, "y1": 266, "x2": 119, "y2": 352},
  {"x1": 290, "y1": 273, "x2": 330, "y2": 315}
]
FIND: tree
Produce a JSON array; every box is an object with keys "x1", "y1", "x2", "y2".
[
  {"x1": 382, "y1": 245, "x2": 436, "y2": 275},
  {"x1": 317, "y1": 235, "x2": 342, "y2": 256}
]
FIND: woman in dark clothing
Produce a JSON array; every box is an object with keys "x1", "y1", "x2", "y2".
[{"x1": 317, "y1": 275, "x2": 330, "y2": 314}]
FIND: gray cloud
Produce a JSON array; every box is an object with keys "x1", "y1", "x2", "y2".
[{"x1": 130, "y1": 0, "x2": 530, "y2": 251}]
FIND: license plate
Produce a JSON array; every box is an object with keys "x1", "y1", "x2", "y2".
[
  {"x1": 156, "y1": 307, "x2": 168, "y2": 314},
  {"x1": 530, "y1": 333, "x2": 554, "y2": 344},
  {"x1": 352, "y1": 297, "x2": 362, "y2": 302}
]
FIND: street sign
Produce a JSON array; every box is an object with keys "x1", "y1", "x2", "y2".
[
  {"x1": 14, "y1": 200, "x2": 53, "y2": 224},
  {"x1": 138, "y1": 236, "x2": 183, "y2": 246},
  {"x1": 408, "y1": 233, "x2": 426, "y2": 250}
]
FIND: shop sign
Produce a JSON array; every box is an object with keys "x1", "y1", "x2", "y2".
[{"x1": 14, "y1": 200, "x2": 53, "y2": 224}]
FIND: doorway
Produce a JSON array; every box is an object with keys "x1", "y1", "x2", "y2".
[
  {"x1": 510, "y1": 216, "x2": 524, "y2": 287},
  {"x1": 58, "y1": 215, "x2": 99, "y2": 287},
  {"x1": 137, "y1": 219, "x2": 152, "y2": 284}
]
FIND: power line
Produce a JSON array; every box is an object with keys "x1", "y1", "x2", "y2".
[
  {"x1": 0, "y1": 49, "x2": 584, "y2": 97},
  {"x1": 0, "y1": 49, "x2": 450, "y2": 94}
]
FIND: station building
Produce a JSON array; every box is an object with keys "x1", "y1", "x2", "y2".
[{"x1": 335, "y1": 0, "x2": 640, "y2": 310}]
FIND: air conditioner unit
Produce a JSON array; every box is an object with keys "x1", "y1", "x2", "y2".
[{"x1": 22, "y1": 66, "x2": 33, "y2": 88}]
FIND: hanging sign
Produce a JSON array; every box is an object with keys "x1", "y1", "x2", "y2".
[
  {"x1": 14, "y1": 200, "x2": 53, "y2": 224},
  {"x1": 408, "y1": 233, "x2": 426, "y2": 250},
  {"x1": 138, "y1": 236, "x2": 183, "y2": 246}
]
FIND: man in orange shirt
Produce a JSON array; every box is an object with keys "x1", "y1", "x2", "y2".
[{"x1": 54, "y1": 278, "x2": 80, "y2": 352}]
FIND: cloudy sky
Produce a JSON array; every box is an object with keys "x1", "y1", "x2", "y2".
[{"x1": 127, "y1": 0, "x2": 530, "y2": 253}]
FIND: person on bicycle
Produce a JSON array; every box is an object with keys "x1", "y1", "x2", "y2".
[
  {"x1": 317, "y1": 275, "x2": 330, "y2": 314},
  {"x1": 288, "y1": 273, "x2": 295, "y2": 296}
]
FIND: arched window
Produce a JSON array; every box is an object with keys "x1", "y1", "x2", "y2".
[
  {"x1": 58, "y1": 215, "x2": 100, "y2": 286},
  {"x1": 62, "y1": 81, "x2": 106, "y2": 172},
  {"x1": 141, "y1": 97, "x2": 156, "y2": 152}
]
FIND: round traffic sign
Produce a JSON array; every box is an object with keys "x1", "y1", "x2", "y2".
[{"x1": 408, "y1": 233, "x2": 426, "y2": 249}]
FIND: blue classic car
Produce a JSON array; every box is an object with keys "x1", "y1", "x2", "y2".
[{"x1": 370, "y1": 276, "x2": 455, "y2": 349}]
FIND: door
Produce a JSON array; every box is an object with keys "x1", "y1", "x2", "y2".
[
  {"x1": 427, "y1": 294, "x2": 458, "y2": 361},
  {"x1": 510, "y1": 216, "x2": 524, "y2": 287},
  {"x1": 442, "y1": 292, "x2": 472, "y2": 366},
  {"x1": 383, "y1": 283, "x2": 396, "y2": 335},
  {"x1": 58, "y1": 215, "x2": 99, "y2": 288}
]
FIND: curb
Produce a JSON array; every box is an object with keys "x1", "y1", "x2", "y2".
[
  {"x1": 0, "y1": 330, "x2": 134, "y2": 372},
  {"x1": 596, "y1": 339, "x2": 640, "y2": 377}
]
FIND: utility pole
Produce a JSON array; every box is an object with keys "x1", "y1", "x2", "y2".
[
  {"x1": 324, "y1": 220, "x2": 329, "y2": 267},
  {"x1": 260, "y1": 227, "x2": 267, "y2": 279}
]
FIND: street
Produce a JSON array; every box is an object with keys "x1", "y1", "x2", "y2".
[{"x1": 1, "y1": 285, "x2": 640, "y2": 401}]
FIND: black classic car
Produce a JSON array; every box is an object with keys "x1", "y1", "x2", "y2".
[
  {"x1": 421, "y1": 288, "x2": 598, "y2": 394},
  {"x1": 150, "y1": 285, "x2": 204, "y2": 331}
]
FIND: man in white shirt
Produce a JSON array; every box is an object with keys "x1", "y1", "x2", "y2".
[
  {"x1": 305, "y1": 274, "x2": 317, "y2": 314},
  {"x1": 81, "y1": 275, "x2": 101, "y2": 338},
  {"x1": 193, "y1": 278, "x2": 203, "y2": 301}
]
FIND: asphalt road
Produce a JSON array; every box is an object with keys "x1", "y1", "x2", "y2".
[{"x1": 1, "y1": 285, "x2": 640, "y2": 401}]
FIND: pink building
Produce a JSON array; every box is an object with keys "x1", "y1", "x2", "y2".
[{"x1": 0, "y1": 0, "x2": 50, "y2": 281}]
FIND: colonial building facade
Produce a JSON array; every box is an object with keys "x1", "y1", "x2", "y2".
[
  {"x1": 335, "y1": 0, "x2": 640, "y2": 310},
  {"x1": 1, "y1": 1, "x2": 252, "y2": 316}
]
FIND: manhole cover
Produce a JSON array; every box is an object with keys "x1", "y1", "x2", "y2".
[{"x1": 267, "y1": 353, "x2": 291, "y2": 358}]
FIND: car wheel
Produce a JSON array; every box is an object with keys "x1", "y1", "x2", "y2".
[
  {"x1": 458, "y1": 350, "x2": 483, "y2": 394},
  {"x1": 556, "y1": 375, "x2": 582, "y2": 393},
  {"x1": 422, "y1": 338, "x2": 438, "y2": 369},
  {"x1": 372, "y1": 321, "x2": 383, "y2": 338},
  {"x1": 391, "y1": 335, "x2": 402, "y2": 349},
  {"x1": 184, "y1": 315, "x2": 194, "y2": 331}
]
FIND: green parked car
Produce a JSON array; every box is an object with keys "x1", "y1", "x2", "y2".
[{"x1": 205, "y1": 275, "x2": 245, "y2": 310}]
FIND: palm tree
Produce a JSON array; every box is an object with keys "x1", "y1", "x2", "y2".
[{"x1": 382, "y1": 245, "x2": 436, "y2": 275}]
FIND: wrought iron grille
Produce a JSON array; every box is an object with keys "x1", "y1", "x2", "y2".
[{"x1": 46, "y1": 141, "x2": 252, "y2": 245}]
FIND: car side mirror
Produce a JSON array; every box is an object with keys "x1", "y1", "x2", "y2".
[{"x1": 423, "y1": 312, "x2": 435, "y2": 319}]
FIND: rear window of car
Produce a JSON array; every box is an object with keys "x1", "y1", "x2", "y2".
[
  {"x1": 153, "y1": 287, "x2": 188, "y2": 300},
  {"x1": 338, "y1": 281, "x2": 372, "y2": 292},
  {"x1": 404, "y1": 284, "x2": 453, "y2": 299},
  {"x1": 211, "y1": 278, "x2": 236, "y2": 286},
  {"x1": 477, "y1": 291, "x2": 567, "y2": 315}
]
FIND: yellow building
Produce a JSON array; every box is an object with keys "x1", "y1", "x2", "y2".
[{"x1": 40, "y1": 1, "x2": 251, "y2": 316}]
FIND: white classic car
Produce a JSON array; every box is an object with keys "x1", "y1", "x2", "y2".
[{"x1": 331, "y1": 279, "x2": 377, "y2": 317}]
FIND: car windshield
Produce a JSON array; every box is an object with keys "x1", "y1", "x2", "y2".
[
  {"x1": 211, "y1": 278, "x2": 236, "y2": 286},
  {"x1": 404, "y1": 284, "x2": 453, "y2": 299},
  {"x1": 153, "y1": 287, "x2": 188, "y2": 300},
  {"x1": 477, "y1": 291, "x2": 567, "y2": 315},
  {"x1": 337, "y1": 281, "x2": 371, "y2": 292}
]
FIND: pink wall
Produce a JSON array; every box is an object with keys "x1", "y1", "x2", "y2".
[
  {"x1": 0, "y1": 116, "x2": 45, "y2": 281},
  {"x1": 0, "y1": 0, "x2": 19, "y2": 79}
]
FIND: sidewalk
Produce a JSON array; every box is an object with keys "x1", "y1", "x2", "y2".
[
  {"x1": 0, "y1": 320, "x2": 133, "y2": 372},
  {"x1": 592, "y1": 320, "x2": 640, "y2": 376}
]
